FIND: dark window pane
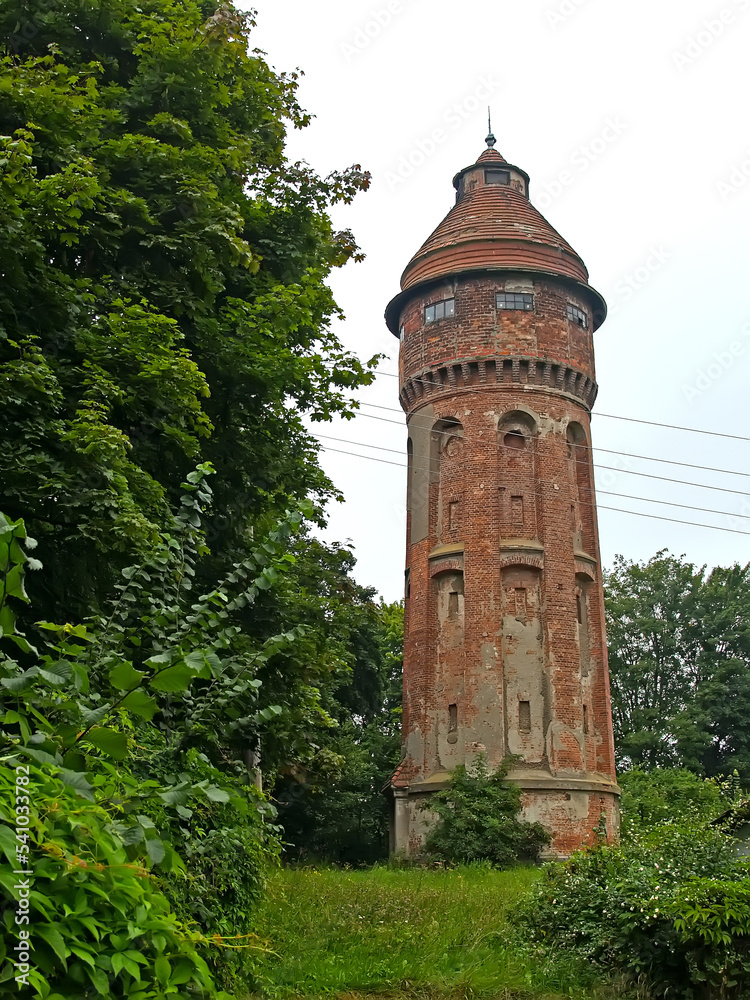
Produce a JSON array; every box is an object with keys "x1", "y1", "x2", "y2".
[
  {"x1": 567, "y1": 304, "x2": 588, "y2": 328},
  {"x1": 485, "y1": 169, "x2": 510, "y2": 185},
  {"x1": 497, "y1": 292, "x2": 534, "y2": 311}
]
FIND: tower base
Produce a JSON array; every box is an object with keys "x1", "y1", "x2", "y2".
[{"x1": 390, "y1": 769, "x2": 620, "y2": 859}]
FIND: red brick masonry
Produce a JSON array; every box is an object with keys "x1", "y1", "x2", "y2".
[{"x1": 386, "y1": 143, "x2": 620, "y2": 857}]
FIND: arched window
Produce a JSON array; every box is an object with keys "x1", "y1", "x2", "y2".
[{"x1": 498, "y1": 410, "x2": 536, "y2": 450}]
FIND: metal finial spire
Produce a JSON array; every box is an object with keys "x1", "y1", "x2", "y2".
[{"x1": 485, "y1": 107, "x2": 496, "y2": 148}]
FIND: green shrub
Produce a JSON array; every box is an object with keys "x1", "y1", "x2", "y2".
[
  {"x1": 423, "y1": 755, "x2": 549, "y2": 868},
  {"x1": 515, "y1": 818, "x2": 750, "y2": 998},
  {"x1": 132, "y1": 744, "x2": 278, "y2": 989},
  {"x1": 0, "y1": 762, "x2": 228, "y2": 999},
  {"x1": 619, "y1": 766, "x2": 726, "y2": 839},
  {"x1": 672, "y1": 878, "x2": 750, "y2": 996},
  {"x1": 0, "y1": 485, "x2": 298, "y2": 997}
]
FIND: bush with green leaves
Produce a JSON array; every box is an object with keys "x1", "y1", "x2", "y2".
[
  {"x1": 619, "y1": 766, "x2": 727, "y2": 839},
  {"x1": 132, "y1": 742, "x2": 276, "y2": 988},
  {"x1": 422, "y1": 755, "x2": 550, "y2": 868},
  {"x1": 0, "y1": 469, "x2": 313, "y2": 996},
  {"x1": 0, "y1": 763, "x2": 225, "y2": 999},
  {"x1": 515, "y1": 815, "x2": 750, "y2": 998}
]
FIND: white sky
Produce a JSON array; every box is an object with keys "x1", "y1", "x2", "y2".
[{"x1": 246, "y1": 0, "x2": 750, "y2": 602}]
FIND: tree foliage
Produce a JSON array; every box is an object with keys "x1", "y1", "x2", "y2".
[
  {"x1": 605, "y1": 552, "x2": 750, "y2": 778},
  {"x1": 269, "y1": 547, "x2": 403, "y2": 865},
  {"x1": 0, "y1": 0, "x2": 376, "y2": 628},
  {"x1": 1, "y1": 477, "x2": 308, "y2": 995},
  {"x1": 618, "y1": 766, "x2": 726, "y2": 839}
]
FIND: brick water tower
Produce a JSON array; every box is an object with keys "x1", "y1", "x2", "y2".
[{"x1": 385, "y1": 130, "x2": 620, "y2": 857}]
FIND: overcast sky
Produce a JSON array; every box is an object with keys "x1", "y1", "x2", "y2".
[{"x1": 245, "y1": 0, "x2": 750, "y2": 602}]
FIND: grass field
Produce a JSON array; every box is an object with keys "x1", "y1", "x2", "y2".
[{"x1": 246, "y1": 865, "x2": 622, "y2": 1000}]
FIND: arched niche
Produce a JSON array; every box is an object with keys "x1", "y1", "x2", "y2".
[
  {"x1": 566, "y1": 420, "x2": 587, "y2": 451},
  {"x1": 432, "y1": 567, "x2": 465, "y2": 629},
  {"x1": 498, "y1": 409, "x2": 538, "y2": 451},
  {"x1": 430, "y1": 417, "x2": 464, "y2": 482},
  {"x1": 567, "y1": 421, "x2": 594, "y2": 554},
  {"x1": 498, "y1": 409, "x2": 539, "y2": 540},
  {"x1": 429, "y1": 418, "x2": 464, "y2": 541}
]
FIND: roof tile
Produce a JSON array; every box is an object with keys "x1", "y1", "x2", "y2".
[{"x1": 401, "y1": 183, "x2": 589, "y2": 290}]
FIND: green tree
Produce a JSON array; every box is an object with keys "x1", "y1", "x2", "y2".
[
  {"x1": 618, "y1": 766, "x2": 726, "y2": 839},
  {"x1": 268, "y1": 544, "x2": 404, "y2": 863},
  {"x1": 674, "y1": 564, "x2": 750, "y2": 780},
  {"x1": 605, "y1": 552, "x2": 750, "y2": 778},
  {"x1": 0, "y1": 0, "x2": 375, "y2": 628},
  {"x1": 605, "y1": 551, "x2": 703, "y2": 768}
]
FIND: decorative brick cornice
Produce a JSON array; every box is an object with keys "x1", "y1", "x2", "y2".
[
  {"x1": 499, "y1": 552, "x2": 545, "y2": 571},
  {"x1": 499, "y1": 540, "x2": 545, "y2": 571},
  {"x1": 400, "y1": 355, "x2": 598, "y2": 413},
  {"x1": 429, "y1": 557, "x2": 464, "y2": 578},
  {"x1": 574, "y1": 551, "x2": 599, "y2": 582}
]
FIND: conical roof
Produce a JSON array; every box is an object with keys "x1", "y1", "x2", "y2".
[{"x1": 385, "y1": 143, "x2": 606, "y2": 333}]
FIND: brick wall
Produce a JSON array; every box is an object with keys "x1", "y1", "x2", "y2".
[{"x1": 394, "y1": 271, "x2": 619, "y2": 857}]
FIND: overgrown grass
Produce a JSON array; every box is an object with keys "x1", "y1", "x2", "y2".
[{"x1": 246, "y1": 864, "x2": 629, "y2": 1000}]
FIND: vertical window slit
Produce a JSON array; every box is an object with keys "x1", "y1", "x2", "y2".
[
  {"x1": 514, "y1": 588, "x2": 527, "y2": 622},
  {"x1": 449, "y1": 501, "x2": 459, "y2": 531},
  {"x1": 519, "y1": 701, "x2": 531, "y2": 733},
  {"x1": 448, "y1": 704, "x2": 458, "y2": 744}
]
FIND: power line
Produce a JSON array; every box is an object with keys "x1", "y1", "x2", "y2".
[
  {"x1": 318, "y1": 445, "x2": 750, "y2": 537},
  {"x1": 356, "y1": 401, "x2": 750, "y2": 481},
  {"x1": 315, "y1": 433, "x2": 750, "y2": 520},
  {"x1": 597, "y1": 505, "x2": 750, "y2": 536},
  {"x1": 315, "y1": 428, "x2": 750, "y2": 500},
  {"x1": 596, "y1": 490, "x2": 750, "y2": 522},
  {"x1": 595, "y1": 463, "x2": 750, "y2": 499},
  {"x1": 595, "y1": 446, "x2": 750, "y2": 480},
  {"x1": 596, "y1": 412, "x2": 750, "y2": 443},
  {"x1": 370, "y1": 369, "x2": 750, "y2": 443}
]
